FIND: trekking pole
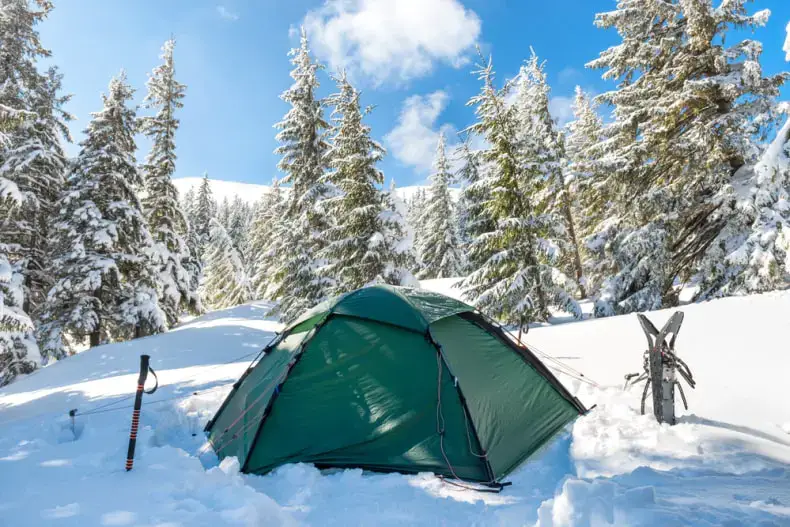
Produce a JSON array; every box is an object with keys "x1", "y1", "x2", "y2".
[{"x1": 125, "y1": 354, "x2": 158, "y2": 471}]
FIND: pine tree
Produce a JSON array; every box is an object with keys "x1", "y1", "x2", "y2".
[
  {"x1": 697, "y1": 118, "x2": 790, "y2": 297},
  {"x1": 565, "y1": 86, "x2": 610, "y2": 296},
  {"x1": 1, "y1": 67, "x2": 72, "y2": 314},
  {"x1": 1, "y1": 239, "x2": 39, "y2": 386},
  {"x1": 588, "y1": 0, "x2": 786, "y2": 313},
  {"x1": 319, "y1": 72, "x2": 407, "y2": 292},
  {"x1": 140, "y1": 38, "x2": 199, "y2": 327},
  {"x1": 456, "y1": 137, "x2": 493, "y2": 272},
  {"x1": 460, "y1": 54, "x2": 580, "y2": 328},
  {"x1": 514, "y1": 51, "x2": 585, "y2": 297},
  {"x1": 36, "y1": 72, "x2": 165, "y2": 360},
  {"x1": 406, "y1": 187, "x2": 428, "y2": 273},
  {"x1": 416, "y1": 133, "x2": 463, "y2": 279},
  {"x1": 227, "y1": 196, "x2": 253, "y2": 260},
  {"x1": 0, "y1": 1, "x2": 69, "y2": 380},
  {"x1": 201, "y1": 218, "x2": 251, "y2": 310},
  {"x1": 379, "y1": 179, "x2": 416, "y2": 286},
  {"x1": 269, "y1": 28, "x2": 332, "y2": 321},
  {"x1": 249, "y1": 179, "x2": 286, "y2": 299},
  {"x1": 190, "y1": 172, "x2": 216, "y2": 256}
]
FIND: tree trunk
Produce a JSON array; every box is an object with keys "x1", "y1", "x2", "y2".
[{"x1": 89, "y1": 329, "x2": 100, "y2": 348}]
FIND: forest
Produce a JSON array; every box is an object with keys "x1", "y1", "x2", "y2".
[{"x1": 2, "y1": 0, "x2": 790, "y2": 387}]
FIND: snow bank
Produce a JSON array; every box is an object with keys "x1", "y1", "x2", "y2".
[{"x1": 2, "y1": 290, "x2": 790, "y2": 525}]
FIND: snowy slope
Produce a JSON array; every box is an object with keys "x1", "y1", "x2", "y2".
[
  {"x1": 173, "y1": 177, "x2": 271, "y2": 205},
  {"x1": 1, "y1": 290, "x2": 790, "y2": 525},
  {"x1": 172, "y1": 177, "x2": 455, "y2": 206}
]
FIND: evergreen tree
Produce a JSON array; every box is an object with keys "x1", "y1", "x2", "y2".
[
  {"x1": 460, "y1": 54, "x2": 580, "y2": 328},
  {"x1": 217, "y1": 196, "x2": 231, "y2": 229},
  {"x1": 181, "y1": 186, "x2": 195, "y2": 216},
  {"x1": 697, "y1": 118, "x2": 790, "y2": 297},
  {"x1": 249, "y1": 179, "x2": 286, "y2": 299},
  {"x1": 190, "y1": 172, "x2": 216, "y2": 256},
  {"x1": 0, "y1": 237, "x2": 39, "y2": 386},
  {"x1": 416, "y1": 133, "x2": 462, "y2": 279},
  {"x1": 268, "y1": 28, "x2": 332, "y2": 321},
  {"x1": 406, "y1": 187, "x2": 428, "y2": 273},
  {"x1": 514, "y1": 51, "x2": 585, "y2": 297},
  {"x1": 565, "y1": 86, "x2": 610, "y2": 296},
  {"x1": 1, "y1": 67, "x2": 72, "y2": 314},
  {"x1": 140, "y1": 38, "x2": 199, "y2": 327},
  {"x1": 588, "y1": 0, "x2": 786, "y2": 314},
  {"x1": 380, "y1": 178, "x2": 416, "y2": 286},
  {"x1": 227, "y1": 195, "x2": 253, "y2": 260},
  {"x1": 456, "y1": 137, "x2": 493, "y2": 272},
  {"x1": 319, "y1": 72, "x2": 408, "y2": 292},
  {"x1": 0, "y1": 1, "x2": 70, "y2": 379},
  {"x1": 201, "y1": 219, "x2": 250, "y2": 310},
  {"x1": 37, "y1": 72, "x2": 164, "y2": 360}
]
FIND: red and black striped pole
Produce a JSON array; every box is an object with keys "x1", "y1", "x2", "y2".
[{"x1": 125, "y1": 354, "x2": 151, "y2": 471}]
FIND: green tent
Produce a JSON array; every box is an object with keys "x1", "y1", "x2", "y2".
[{"x1": 205, "y1": 285, "x2": 585, "y2": 488}]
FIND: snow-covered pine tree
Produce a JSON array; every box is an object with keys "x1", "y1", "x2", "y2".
[
  {"x1": 140, "y1": 38, "x2": 199, "y2": 327},
  {"x1": 181, "y1": 186, "x2": 195, "y2": 216},
  {"x1": 460, "y1": 53, "x2": 580, "y2": 328},
  {"x1": 379, "y1": 178, "x2": 416, "y2": 286},
  {"x1": 190, "y1": 172, "x2": 216, "y2": 257},
  {"x1": 1, "y1": 1, "x2": 72, "y2": 351},
  {"x1": 36, "y1": 72, "x2": 165, "y2": 360},
  {"x1": 588, "y1": 0, "x2": 786, "y2": 313},
  {"x1": 565, "y1": 86, "x2": 610, "y2": 297},
  {"x1": 318, "y1": 72, "x2": 404, "y2": 292},
  {"x1": 0, "y1": 252, "x2": 39, "y2": 386},
  {"x1": 268, "y1": 28, "x2": 332, "y2": 321},
  {"x1": 406, "y1": 187, "x2": 428, "y2": 273},
  {"x1": 456, "y1": 136, "x2": 493, "y2": 272},
  {"x1": 201, "y1": 218, "x2": 251, "y2": 310},
  {"x1": 217, "y1": 196, "x2": 231, "y2": 228},
  {"x1": 416, "y1": 133, "x2": 463, "y2": 279},
  {"x1": 1, "y1": 67, "x2": 72, "y2": 316},
  {"x1": 249, "y1": 179, "x2": 286, "y2": 299},
  {"x1": 514, "y1": 51, "x2": 585, "y2": 298},
  {"x1": 227, "y1": 196, "x2": 253, "y2": 261},
  {"x1": 697, "y1": 117, "x2": 790, "y2": 297}
]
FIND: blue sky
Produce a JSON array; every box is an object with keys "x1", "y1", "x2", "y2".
[{"x1": 39, "y1": 0, "x2": 790, "y2": 187}]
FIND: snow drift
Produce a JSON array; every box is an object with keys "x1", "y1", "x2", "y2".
[{"x1": 1, "y1": 285, "x2": 789, "y2": 525}]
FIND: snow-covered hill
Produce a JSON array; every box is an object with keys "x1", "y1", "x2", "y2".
[
  {"x1": 1, "y1": 286, "x2": 789, "y2": 525},
  {"x1": 173, "y1": 177, "x2": 271, "y2": 205},
  {"x1": 172, "y1": 177, "x2": 459, "y2": 205}
]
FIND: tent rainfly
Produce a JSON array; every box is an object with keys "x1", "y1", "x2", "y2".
[{"x1": 205, "y1": 285, "x2": 586, "y2": 489}]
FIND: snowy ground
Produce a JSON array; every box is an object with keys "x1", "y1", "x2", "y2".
[{"x1": 1, "y1": 284, "x2": 789, "y2": 526}]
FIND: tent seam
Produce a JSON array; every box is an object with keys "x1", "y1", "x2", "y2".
[
  {"x1": 204, "y1": 330, "x2": 290, "y2": 434},
  {"x1": 459, "y1": 311, "x2": 587, "y2": 415},
  {"x1": 426, "y1": 326, "x2": 499, "y2": 487},
  {"x1": 239, "y1": 312, "x2": 334, "y2": 473}
]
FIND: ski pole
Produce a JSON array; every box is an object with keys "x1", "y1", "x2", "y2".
[{"x1": 125, "y1": 354, "x2": 158, "y2": 471}]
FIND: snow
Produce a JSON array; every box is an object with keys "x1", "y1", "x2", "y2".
[
  {"x1": 173, "y1": 177, "x2": 271, "y2": 205},
  {"x1": 2, "y1": 288, "x2": 790, "y2": 525},
  {"x1": 173, "y1": 177, "x2": 454, "y2": 206}
]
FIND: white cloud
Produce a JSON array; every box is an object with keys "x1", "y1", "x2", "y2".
[
  {"x1": 557, "y1": 67, "x2": 581, "y2": 85},
  {"x1": 385, "y1": 91, "x2": 459, "y2": 174},
  {"x1": 216, "y1": 5, "x2": 239, "y2": 21},
  {"x1": 549, "y1": 95, "x2": 575, "y2": 127},
  {"x1": 301, "y1": 0, "x2": 481, "y2": 84},
  {"x1": 785, "y1": 21, "x2": 790, "y2": 61}
]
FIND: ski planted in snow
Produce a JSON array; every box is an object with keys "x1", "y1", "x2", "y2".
[{"x1": 624, "y1": 312, "x2": 696, "y2": 425}]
